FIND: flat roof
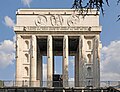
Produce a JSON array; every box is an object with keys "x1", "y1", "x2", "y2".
[{"x1": 16, "y1": 9, "x2": 100, "y2": 15}]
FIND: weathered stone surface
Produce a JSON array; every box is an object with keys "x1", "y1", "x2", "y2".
[{"x1": 14, "y1": 9, "x2": 102, "y2": 88}]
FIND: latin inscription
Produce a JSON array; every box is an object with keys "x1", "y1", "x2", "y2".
[{"x1": 26, "y1": 26, "x2": 90, "y2": 31}]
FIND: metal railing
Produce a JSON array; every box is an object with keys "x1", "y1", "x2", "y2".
[{"x1": 0, "y1": 81, "x2": 120, "y2": 88}]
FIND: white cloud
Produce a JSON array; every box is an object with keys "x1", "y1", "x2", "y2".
[
  {"x1": 100, "y1": 40, "x2": 120, "y2": 81},
  {"x1": 4, "y1": 16, "x2": 15, "y2": 28},
  {"x1": 0, "y1": 38, "x2": 15, "y2": 68},
  {"x1": 13, "y1": 35, "x2": 16, "y2": 43},
  {"x1": 21, "y1": 0, "x2": 32, "y2": 7}
]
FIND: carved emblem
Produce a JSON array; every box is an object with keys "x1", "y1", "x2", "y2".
[
  {"x1": 35, "y1": 15, "x2": 47, "y2": 26},
  {"x1": 67, "y1": 14, "x2": 80, "y2": 26},
  {"x1": 50, "y1": 14, "x2": 63, "y2": 26}
]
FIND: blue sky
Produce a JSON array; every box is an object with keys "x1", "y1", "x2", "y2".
[{"x1": 0, "y1": 0, "x2": 120, "y2": 81}]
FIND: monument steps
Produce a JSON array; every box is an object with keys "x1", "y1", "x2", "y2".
[{"x1": 0, "y1": 87, "x2": 120, "y2": 92}]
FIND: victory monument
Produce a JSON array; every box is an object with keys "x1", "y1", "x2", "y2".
[{"x1": 14, "y1": 9, "x2": 102, "y2": 88}]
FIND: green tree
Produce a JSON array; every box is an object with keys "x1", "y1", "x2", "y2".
[{"x1": 0, "y1": 80, "x2": 4, "y2": 87}]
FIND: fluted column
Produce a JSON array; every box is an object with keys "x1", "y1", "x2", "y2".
[
  {"x1": 47, "y1": 35, "x2": 53, "y2": 87},
  {"x1": 63, "y1": 35, "x2": 69, "y2": 87},
  {"x1": 31, "y1": 35, "x2": 37, "y2": 87}
]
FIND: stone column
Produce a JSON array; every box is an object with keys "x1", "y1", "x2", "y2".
[
  {"x1": 93, "y1": 35, "x2": 100, "y2": 87},
  {"x1": 97, "y1": 35, "x2": 100, "y2": 88},
  {"x1": 75, "y1": 50, "x2": 79, "y2": 87},
  {"x1": 53, "y1": 52, "x2": 54, "y2": 76},
  {"x1": 63, "y1": 35, "x2": 69, "y2": 87},
  {"x1": 16, "y1": 35, "x2": 22, "y2": 87},
  {"x1": 31, "y1": 35, "x2": 37, "y2": 87},
  {"x1": 47, "y1": 35, "x2": 53, "y2": 87},
  {"x1": 37, "y1": 45, "x2": 42, "y2": 87},
  {"x1": 79, "y1": 35, "x2": 85, "y2": 87}
]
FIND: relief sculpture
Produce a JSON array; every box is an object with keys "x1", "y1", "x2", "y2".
[
  {"x1": 34, "y1": 14, "x2": 81, "y2": 27},
  {"x1": 50, "y1": 14, "x2": 63, "y2": 26},
  {"x1": 67, "y1": 14, "x2": 80, "y2": 26},
  {"x1": 35, "y1": 15, "x2": 47, "y2": 26}
]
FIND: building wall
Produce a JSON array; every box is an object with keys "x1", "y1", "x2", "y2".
[
  {"x1": 16, "y1": 9, "x2": 99, "y2": 27},
  {"x1": 14, "y1": 9, "x2": 102, "y2": 87}
]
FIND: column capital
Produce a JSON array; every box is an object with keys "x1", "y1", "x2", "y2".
[
  {"x1": 64, "y1": 35, "x2": 68, "y2": 38},
  {"x1": 48, "y1": 35, "x2": 52, "y2": 37},
  {"x1": 79, "y1": 35, "x2": 84, "y2": 39},
  {"x1": 17, "y1": 35, "x2": 22, "y2": 40},
  {"x1": 32, "y1": 35, "x2": 36, "y2": 39},
  {"x1": 95, "y1": 35, "x2": 100, "y2": 39}
]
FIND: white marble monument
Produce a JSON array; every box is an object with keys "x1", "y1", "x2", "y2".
[{"x1": 14, "y1": 9, "x2": 102, "y2": 88}]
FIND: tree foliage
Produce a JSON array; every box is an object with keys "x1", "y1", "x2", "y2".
[
  {"x1": 72, "y1": 0, "x2": 110, "y2": 15},
  {"x1": 72, "y1": 0, "x2": 120, "y2": 16},
  {"x1": 117, "y1": 0, "x2": 120, "y2": 5}
]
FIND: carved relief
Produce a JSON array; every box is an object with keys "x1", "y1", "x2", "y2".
[
  {"x1": 50, "y1": 14, "x2": 63, "y2": 26},
  {"x1": 67, "y1": 14, "x2": 80, "y2": 26},
  {"x1": 35, "y1": 15, "x2": 47, "y2": 26}
]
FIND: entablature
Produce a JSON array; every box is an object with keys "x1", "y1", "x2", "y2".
[
  {"x1": 14, "y1": 26, "x2": 102, "y2": 32},
  {"x1": 16, "y1": 9, "x2": 99, "y2": 15},
  {"x1": 16, "y1": 9, "x2": 100, "y2": 27}
]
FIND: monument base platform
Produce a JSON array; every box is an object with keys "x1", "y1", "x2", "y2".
[{"x1": 0, "y1": 87, "x2": 119, "y2": 92}]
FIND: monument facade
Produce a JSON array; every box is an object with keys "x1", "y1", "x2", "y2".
[{"x1": 14, "y1": 9, "x2": 102, "y2": 88}]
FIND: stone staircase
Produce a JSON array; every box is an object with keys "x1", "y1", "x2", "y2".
[{"x1": 0, "y1": 87, "x2": 120, "y2": 92}]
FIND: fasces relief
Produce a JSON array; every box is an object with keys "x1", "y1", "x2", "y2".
[
  {"x1": 35, "y1": 15, "x2": 47, "y2": 26},
  {"x1": 67, "y1": 14, "x2": 80, "y2": 26},
  {"x1": 50, "y1": 14, "x2": 63, "y2": 26},
  {"x1": 35, "y1": 14, "x2": 80, "y2": 26}
]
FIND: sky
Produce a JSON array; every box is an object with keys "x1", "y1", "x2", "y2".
[{"x1": 0, "y1": 0, "x2": 120, "y2": 82}]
